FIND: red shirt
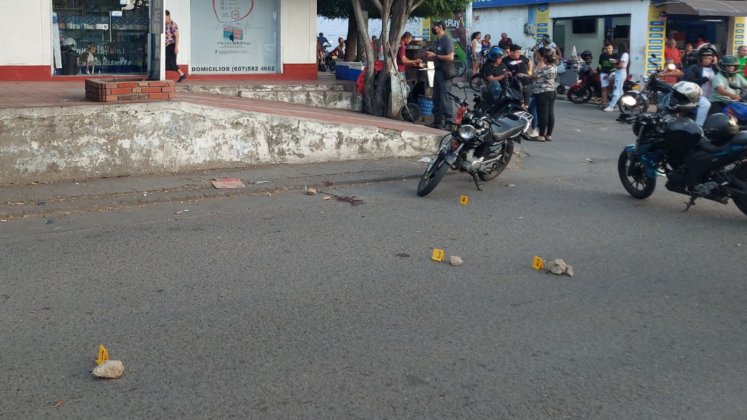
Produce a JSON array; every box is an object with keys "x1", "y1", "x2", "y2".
[
  {"x1": 665, "y1": 47, "x2": 681, "y2": 66},
  {"x1": 397, "y1": 41, "x2": 407, "y2": 72}
]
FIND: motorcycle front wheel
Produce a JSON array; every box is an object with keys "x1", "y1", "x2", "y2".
[
  {"x1": 567, "y1": 86, "x2": 591, "y2": 104},
  {"x1": 618, "y1": 93, "x2": 648, "y2": 116},
  {"x1": 618, "y1": 150, "x2": 656, "y2": 199},
  {"x1": 479, "y1": 140, "x2": 514, "y2": 181},
  {"x1": 731, "y1": 165, "x2": 747, "y2": 216},
  {"x1": 417, "y1": 152, "x2": 450, "y2": 196},
  {"x1": 455, "y1": 60, "x2": 467, "y2": 78}
]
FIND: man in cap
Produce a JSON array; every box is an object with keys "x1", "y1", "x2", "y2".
[{"x1": 425, "y1": 20, "x2": 455, "y2": 130}]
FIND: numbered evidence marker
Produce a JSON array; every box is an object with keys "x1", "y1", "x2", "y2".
[
  {"x1": 532, "y1": 256, "x2": 545, "y2": 270},
  {"x1": 431, "y1": 248, "x2": 445, "y2": 262},
  {"x1": 96, "y1": 345, "x2": 110, "y2": 366},
  {"x1": 460, "y1": 195, "x2": 470, "y2": 206}
]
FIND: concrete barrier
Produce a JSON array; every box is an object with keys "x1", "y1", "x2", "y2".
[{"x1": 0, "y1": 102, "x2": 440, "y2": 185}]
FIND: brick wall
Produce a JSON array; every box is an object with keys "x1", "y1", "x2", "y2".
[{"x1": 85, "y1": 78, "x2": 175, "y2": 103}]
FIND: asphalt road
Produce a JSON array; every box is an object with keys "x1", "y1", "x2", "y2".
[{"x1": 1, "y1": 101, "x2": 746, "y2": 419}]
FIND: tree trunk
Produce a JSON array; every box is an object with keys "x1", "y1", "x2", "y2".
[
  {"x1": 344, "y1": 11, "x2": 358, "y2": 62},
  {"x1": 351, "y1": 0, "x2": 375, "y2": 114}
]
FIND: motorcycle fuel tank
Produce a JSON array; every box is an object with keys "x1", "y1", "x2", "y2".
[{"x1": 661, "y1": 116, "x2": 703, "y2": 151}]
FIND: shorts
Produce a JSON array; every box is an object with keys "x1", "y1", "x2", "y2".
[{"x1": 600, "y1": 73, "x2": 611, "y2": 88}]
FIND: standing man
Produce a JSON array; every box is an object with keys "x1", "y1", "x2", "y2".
[
  {"x1": 425, "y1": 21, "x2": 454, "y2": 130},
  {"x1": 165, "y1": 10, "x2": 186, "y2": 82},
  {"x1": 498, "y1": 33, "x2": 513, "y2": 50},
  {"x1": 598, "y1": 41, "x2": 615, "y2": 108},
  {"x1": 603, "y1": 42, "x2": 629, "y2": 112},
  {"x1": 665, "y1": 38, "x2": 681, "y2": 67},
  {"x1": 505, "y1": 45, "x2": 533, "y2": 109}
]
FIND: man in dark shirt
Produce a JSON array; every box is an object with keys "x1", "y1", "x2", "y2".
[
  {"x1": 481, "y1": 47, "x2": 509, "y2": 103},
  {"x1": 505, "y1": 44, "x2": 532, "y2": 107},
  {"x1": 598, "y1": 41, "x2": 615, "y2": 107},
  {"x1": 425, "y1": 21, "x2": 455, "y2": 129},
  {"x1": 498, "y1": 33, "x2": 513, "y2": 50}
]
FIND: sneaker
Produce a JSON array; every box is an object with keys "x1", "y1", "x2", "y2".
[
  {"x1": 528, "y1": 128, "x2": 539, "y2": 138},
  {"x1": 602, "y1": 106, "x2": 615, "y2": 112},
  {"x1": 177, "y1": 74, "x2": 187, "y2": 83}
]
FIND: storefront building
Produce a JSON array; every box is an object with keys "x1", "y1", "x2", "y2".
[
  {"x1": 471, "y1": 0, "x2": 747, "y2": 79},
  {"x1": 0, "y1": 0, "x2": 317, "y2": 81}
]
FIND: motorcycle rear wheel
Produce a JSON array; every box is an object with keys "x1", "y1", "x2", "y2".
[
  {"x1": 417, "y1": 153, "x2": 450, "y2": 196},
  {"x1": 618, "y1": 150, "x2": 656, "y2": 199},
  {"x1": 567, "y1": 86, "x2": 591, "y2": 104},
  {"x1": 479, "y1": 140, "x2": 514, "y2": 181},
  {"x1": 731, "y1": 166, "x2": 747, "y2": 215},
  {"x1": 455, "y1": 60, "x2": 467, "y2": 78}
]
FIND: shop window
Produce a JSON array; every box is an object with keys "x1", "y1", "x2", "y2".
[
  {"x1": 54, "y1": 0, "x2": 149, "y2": 75},
  {"x1": 572, "y1": 18, "x2": 596, "y2": 34}
]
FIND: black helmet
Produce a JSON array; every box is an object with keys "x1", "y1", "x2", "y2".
[
  {"x1": 703, "y1": 113, "x2": 739, "y2": 144},
  {"x1": 580, "y1": 50, "x2": 592, "y2": 62},
  {"x1": 697, "y1": 44, "x2": 717, "y2": 57}
]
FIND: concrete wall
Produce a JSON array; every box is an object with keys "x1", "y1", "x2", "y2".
[
  {"x1": 472, "y1": 6, "x2": 535, "y2": 52},
  {"x1": 0, "y1": 0, "x2": 51, "y2": 67},
  {"x1": 0, "y1": 102, "x2": 437, "y2": 185}
]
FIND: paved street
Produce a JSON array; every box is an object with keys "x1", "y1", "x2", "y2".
[{"x1": 1, "y1": 101, "x2": 746, "y2": 418}]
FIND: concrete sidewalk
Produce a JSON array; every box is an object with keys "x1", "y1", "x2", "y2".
[{"x1": 0, "y1": 157, "x2": 434, "y2": 221}]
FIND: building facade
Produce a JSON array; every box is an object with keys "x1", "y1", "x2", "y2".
[
  {"x1": 0, "y1": 0, "x2": 317, "y2": 81},
  {"x1": 471, "y1": 0, "x2": 747, "y2": 79}
]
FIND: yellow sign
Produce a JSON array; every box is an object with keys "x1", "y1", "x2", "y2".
[
  {"x1": 733, "y1": 17, "x2": 746, "y2": 55},
  {"x1": 459, "y1": 195, "x2": 470, "y2": 206},
  {"x1": 531, "y1": 256, "x2": 544, "y2": 270},
  {"x1": 534, "y1": 6, "x2": 550, "y2": 44},
  {"x1": 96, "y1": 345, "x2": 110, "y2": 366},
  {"x1": 432, "y1": 248, "x2": 445, "y2": 262},
  {"x1": 645, "y1": 5, "x2": 667, "y2": 74}
]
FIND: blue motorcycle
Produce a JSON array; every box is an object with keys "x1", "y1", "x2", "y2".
[{"x1": 618, "y1": 89, "x2": 747, "y2": 215}]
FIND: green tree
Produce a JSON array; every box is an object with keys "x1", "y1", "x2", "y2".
[{"x1": 319, "y1": 0, "x2": 470, "y2": 118}]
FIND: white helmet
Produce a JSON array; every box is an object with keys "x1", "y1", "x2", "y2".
[{"x1": 668, "y1": 81, "x2": 701, "y2": 111}]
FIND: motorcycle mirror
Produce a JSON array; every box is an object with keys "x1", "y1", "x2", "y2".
[{"x1": 621, "y1": 95, "x2": 637, "y2": 107}]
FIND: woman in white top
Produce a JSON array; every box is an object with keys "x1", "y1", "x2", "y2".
[
  {"x1": 470, "y1": 32, "x2": 482, "y2": 76},
  {"x1": 604, "y1": 43, "x2": 629, "y2": 111}
]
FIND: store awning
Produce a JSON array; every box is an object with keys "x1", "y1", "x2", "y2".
[{"x1": 658, "y1": 0, "x2": 747, "y2": 16}]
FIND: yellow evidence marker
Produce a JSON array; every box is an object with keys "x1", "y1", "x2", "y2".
[
  {"x1": 532, "y1": 256, "x2": 545, "y2": 270},
  {"x1": 459, "y1": 195, "x2": 470, "y2": 206},
  {"x1": 96, "y1": 345, "x2": 110, "y2": 366},
  {"x1": 431, "y1": 248, "x2": 445, "y2": 262}
]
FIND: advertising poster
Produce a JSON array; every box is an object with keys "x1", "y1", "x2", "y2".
[
  {"x1": 733, "y1": 17, "x2": 745, "y2": 54},
  {"x1": 190, "y1": 0, "x2": 279, "y2": 74},
  {"x1": 534, "y1": 5, "x2": 550, "y2": 43},
  {"x1": 645, "y1": 5, "x2": 666, "y2": 74}
]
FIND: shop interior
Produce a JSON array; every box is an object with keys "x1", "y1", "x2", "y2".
[
  {"x1": 666, "y1": 16, "x2": 729, "y2": 55},
  {"x1": 54, "y1": 0, "x2": 149, "y2": 75}
]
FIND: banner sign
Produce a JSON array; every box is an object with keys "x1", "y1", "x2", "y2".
[
  {"x1": 733, "y1": 17, "x2": 746, "y2": 54},
  {"x1": 190, "y1": 0, "x2": 279, "y2": 74},
  {"x1": 645, "y1": 5, "x2": 666, "y2": 74},
  {"x1": 473, "y1": 0, "x2": 576, "y2": 9}
]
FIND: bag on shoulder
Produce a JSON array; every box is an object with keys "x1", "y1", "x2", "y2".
[{"x1": 442, "y1": 60, "x2": 458, "y2": 80}]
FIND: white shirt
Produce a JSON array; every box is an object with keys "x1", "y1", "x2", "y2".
[{"x1": 700, "y1": 67, "x2": 715, "y2": 97}]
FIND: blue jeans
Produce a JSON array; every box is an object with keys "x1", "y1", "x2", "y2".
[{"x1": 528, "y1": 96, "x2": 538, "y2": 129}]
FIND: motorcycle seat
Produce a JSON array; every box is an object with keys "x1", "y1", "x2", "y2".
[
  {"x1": 699, "y1": 132, "x2": 747, "y2": 153},
  {"x1": 491, "y1": 115, "x2": 525, "y2": 141}
]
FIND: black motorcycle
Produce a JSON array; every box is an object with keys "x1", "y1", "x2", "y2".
[
  {"x1": 618, "y1": 93, "x2": 747, "y2": 215},
  {"x1": 417, "y1": 88, "x2": 532, "y2": 196},
  {"x1": 618, "y1": 55, "x2": 674, "y2": 117}
]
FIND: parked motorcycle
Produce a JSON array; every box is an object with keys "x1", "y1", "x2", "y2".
[
  {"x1": 567, "y1": 63, "x2": 600, "y2": 104},
  {"x1": 618, "y1": 55, "x2": 674, "y2": 116},
  {"x1": 617, "y1": 81, "x2": 747, "y2": 215},
  {"x1": 417, "y1": 85, "x2": 532, "y2": 196}
]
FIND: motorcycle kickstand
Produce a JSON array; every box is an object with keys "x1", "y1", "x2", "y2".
[
  {"x1": 471, "y1": 173, "x2": 483, "y2": 191},
  {"x1": 684, "y1": 196, "x2": 697, "y2": 212}
]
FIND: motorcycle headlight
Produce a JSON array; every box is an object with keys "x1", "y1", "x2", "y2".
[{"x1": 458, "y1": 124, "x2": 477, "y2": 141}]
